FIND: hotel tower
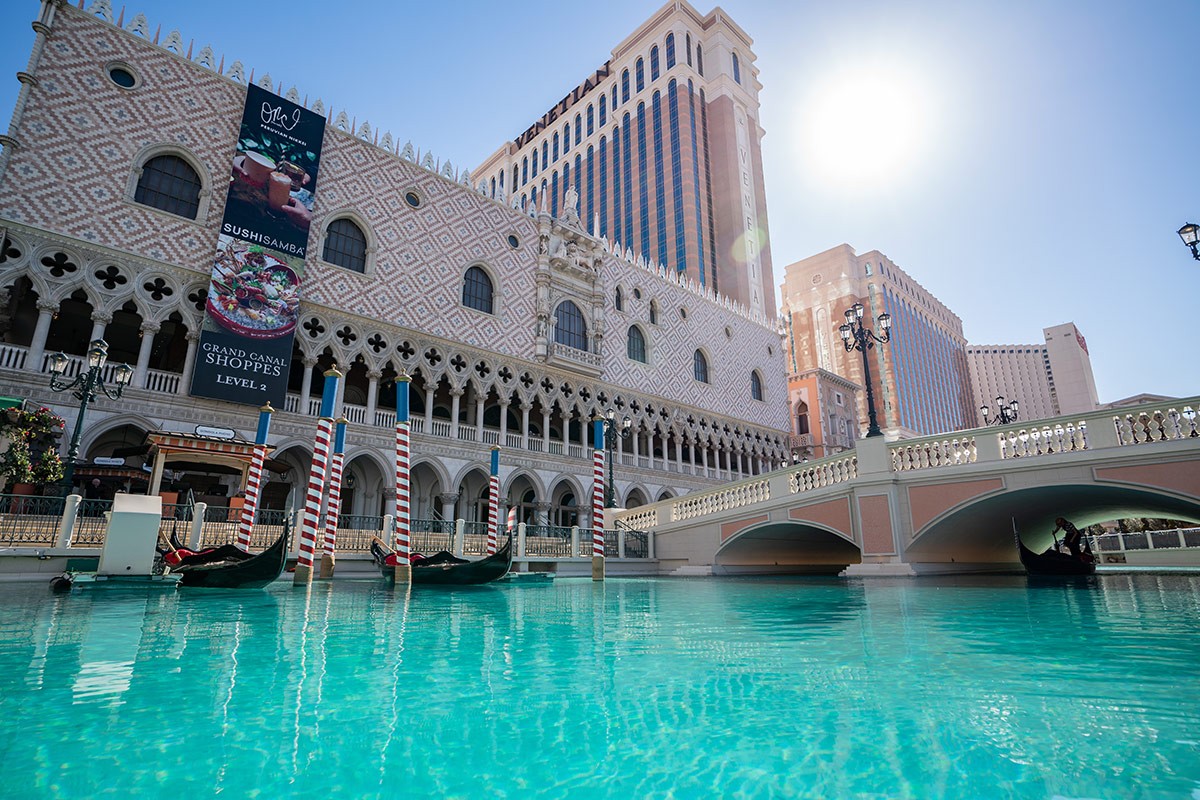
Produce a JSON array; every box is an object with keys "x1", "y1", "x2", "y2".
[{"x1": 475, "y1": 1, "x2": 776, "y2": 319}]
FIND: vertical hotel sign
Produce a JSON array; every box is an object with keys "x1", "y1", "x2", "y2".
[{"x1": 191, "y1": 84, "x2": 325, "y2": 406}]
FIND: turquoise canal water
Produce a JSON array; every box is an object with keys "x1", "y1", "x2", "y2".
[{"x1": 1, "y1": 574, "x2": 1199, "y2": 799}]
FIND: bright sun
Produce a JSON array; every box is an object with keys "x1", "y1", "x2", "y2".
[{"x1": 797, "y1": 64, "x2": 936, "y2": 190}]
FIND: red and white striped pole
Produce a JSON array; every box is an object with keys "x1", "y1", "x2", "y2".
[
  {"x1": 319, "y1": 417, "x2": 348, "y2": 579},
  {"x1": 591, "y1": 416, "x2": 606, "y2": 581},
  {"x1": 295, "y1": 367, "x2": 341, "y2": 585},
  {"x1": 486, "y1": 446, "x2": 500, "y2": 555},
  {"x1": 237, "y1": 402, "x2": 273, "y2": 549},
  {"x1": 393, "y1": 371, "x2": 413, "y2": 584}
]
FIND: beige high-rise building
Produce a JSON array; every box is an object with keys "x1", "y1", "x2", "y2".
[
  {"x1": 780, "y1": 245, "x2": 975, "y2": 440},
  {"x1": 966, "y1": 322, "x2": 1100, "y2": 425},
  {"x1": 475, "y1": 0, "x2": 775, "y2": 319}
]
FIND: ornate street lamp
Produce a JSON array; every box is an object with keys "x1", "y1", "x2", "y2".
[
  {"x1": 47, "y1": 339, "x2": 133, "y2": 492},
  {"x1": 601, "y1": 409, "x2": 632, "y2": 508},
  {"x1": 1178, "y1": 223, "x2": 1200, "y2": 261},
  {"x1": 981, "y1": 395, "x2": 1019, "y2": 425},
  {"x1": 839, "y1": 302, "x2": 892, "y2": 438}
]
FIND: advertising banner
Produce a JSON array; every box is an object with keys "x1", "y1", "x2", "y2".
[{"x1": 190, "y1": 84, "x2": 325, "y2": 406}]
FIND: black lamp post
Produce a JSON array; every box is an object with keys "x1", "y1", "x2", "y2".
[
  {"x1": 601, "y1": 409, "x2": 631, "y2": 508},
  {"x1": 47, "y1": 339, "x2": 133, "y2": 492},
  {"x1": 981, "y1": 395, "x2": 1019, "y2": 425},
  {"x1": 1178, "y1": 223, "x2": 1200, "y2": 261},
  {"x1": 839, "y1": 302, "x2": 892, "y2": 438}
]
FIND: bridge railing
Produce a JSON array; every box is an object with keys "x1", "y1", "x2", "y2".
[{"x1": 615, "y1": 396, "x2": 1200, "y2": 533}]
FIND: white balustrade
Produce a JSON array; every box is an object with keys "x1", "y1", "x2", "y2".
[
  {"x1": 376, "y1": 409, "x2": 398, "y2": 428},
  {"x1": 429, "y1": 419, "x2": 451, "y2": 438},
  {"x1": 0, "y1": 343, "x2": 28, "y2": 370},
  {"x1": 505, "y1": 432, "x2": 523, "y2": 449},
  {"x1": 142, "y1": 368, "x2": 181, "y2": 394},
  {"x1": 671, "y1": 478, "x2": 770, "y2": 522},
  {"x1": 482, "y1": 428, "x2": 500, "y2": 445},
  {"x1": 788, "y1": 454, "x2": 858, "y2": 493},
  {"x1": 343, "y1": 403, "x2": 367, "y2": 424},
  {"x1": 284, "y1": 393, "x2": 300, "y2": 413},
  {"x1": 890, "y1": 436, "x2": 976, "y2": 472},
  {"x1": 623, "y1": 508, "x2": 658, "y2": 530},
  {"x1": 458, "y1": 425, "x2": 477, "y2": 442}
]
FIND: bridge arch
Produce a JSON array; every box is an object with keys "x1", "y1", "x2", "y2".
[
  {"x1": 715, "y1": 518, "x2": 861, "y2": 575},
  {"x1": 908, "y1": 482, "x2": 1200, "y2": 564}
]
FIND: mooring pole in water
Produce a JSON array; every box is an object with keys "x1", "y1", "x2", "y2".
[
  {"x1": 319, "y1": 417, "x2": 348, "y2": 580},
  {"x1": 393, "y1": 371, "x2": 412, "y2": 585},
  {"x1": 591, "y1": 417, "x2": 606, "y2": 581},
  {"x1": 295, "y1": 367, "x2": 341, "y2": 585},
  {"x1": 237, "y1": 402, "x2": 273, "y2": 549},
  {"x1": 486, "y1": 447, "x2": 500, "y2": 555}
]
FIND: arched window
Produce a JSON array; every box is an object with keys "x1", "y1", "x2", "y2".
[
  {"x1": 636, "y1": 58, "x2": 645, "y2": 92},
  {"x1": 666, "y1": 33, "x2": 676, "y2": 69},
  {"x1": 651, "y1": 46, "x2": 660, "y2": 80},
  {"x1": 627, "y1": 325, "x2": 646, "y2": 363},
  {"x1": 542, "y1": 141, "x2": 549, "y2": 169},
  {"x1": 553, "y1": 132, "x2": 560, "y2": 162},
  {"x1": 462, "y1": 265, "x2": 494, "y2": 314},
  {"x1": 696, "y1": 45, "x2": 704, "y2": 76},
  {"x1": 796, "y1": 401, "x2": 810, "y2": 435},
  {"x1": 522, "y1": 157, "x2": 528, "y2": 185},
  {"x1": 555, "y1": 301, "x2": 588, "y2": 351},
  {"x1": 615, "y1": 286, "x2": 623, "y2": 311},
  {"x1": 532, "y1": 149, "x2": 539, "y2": 177},
  {"x1": 587, "y1": 104, "x2": 595, "y2": 135},
  {"x1": 693, "y1": 350, "x2": 709, "y2": 383},
  {"x1": 621, "y1": 69, "x2": 631, "y2": 103},
  {"x1": 322, "y1": 218, "x2": 367, "y2": 272},
  {"x1": 649, "y1": 300, "x2": 658, "y2": 325},
  {"x1": 513, "y1": 165, "x2": 519, "y2": 188},
  {"x1": 685, "y1": 33, "x2": 692, "y2": 66},
  {"x1": 490, "y1": 176, "x2": 496, "y2": 197},
  {"x1": 134, "y1": 154, "x2": 201, "y2": 219},
  {"x1": 574, "y1": 114, "x2": 582, "y2": 145},
  {"x1": 600, "y1": 95, "x2": 607, "y2": 127},
  {"x1": 751, "y1": 370, "x2": 764, "y2": 401},
  {"x1": 563, "y1": 124, "x2": 570, "y2": 154},
  {"x1": 732, "y1": 52, "x2": 741, "y2": 84}
]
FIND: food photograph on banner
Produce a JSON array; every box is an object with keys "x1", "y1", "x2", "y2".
[{"x1": 191, "y1": 83, "x2": 326, "y2": 408}]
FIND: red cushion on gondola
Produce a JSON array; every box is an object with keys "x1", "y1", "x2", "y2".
[{"x1": 383, "y1": 553, "x2": 399, "y2": 567}]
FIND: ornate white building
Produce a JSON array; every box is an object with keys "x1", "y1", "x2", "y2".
[{"x1": 0, "y1": 1, "x2": 790, "y2": 527}]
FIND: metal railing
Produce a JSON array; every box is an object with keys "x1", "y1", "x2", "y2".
[
  {"x1": 1089, "y1": 528, "x2": 1200, "y2": 564},
  {"x1": 0, "y1": 493, "x2": 655, "y2": 561}
]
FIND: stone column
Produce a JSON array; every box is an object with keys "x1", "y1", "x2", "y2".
[
  {"x1": 89, "y1": 311, "x2": 112, "y2": 343},
  {"x1": 520, "y1": 402, "x2": 531, "y2": 450},
  {"x1": 475, "y1": 391, "x2": 485, "y2": 435},
  {"x1": 298, "y1": 357, "x2": 317, "y2": 414},
  {"x1": 133, "y1": 321, "x2": 160, "y2": 389},
  {"x1": 381, "y1": 487, "x2": 397, "y2": 519},
  {"x1": 630, "y1": 426, "x2": 640, "y2": 463},
  {"x1": 533, "y1": 501, "x2": 551, "y2": 527},
  {"x1": 449, "y1": 387, "x2": 463, "y2": 439},
  {"x1": 541, "y1": 408, "x2": 551, "y2": 452},
  {"x1": 498, "y1": 398, "x2": 510, "y2": 443},
  {"x1": 180, "y1": 330, "x2": 200, "y2": 395},
  {"x1": 561, "y1": 409, "x2": 570, "y2": 452},
  {"x1": 674, "y1": 436, "x2": 683, "y2": 473},
  {"x1": 365, "y1": 369, "x2": 381, "y2": 426},
  {"x1": 438, "y1": 492, "x2": 460, "y2": 522},
  {"x1": 25, "y1": 299, "x2": 57, "y2": 373},
  {"x1": 424, "y1": 385, "x2": 435, "y2": 428}
]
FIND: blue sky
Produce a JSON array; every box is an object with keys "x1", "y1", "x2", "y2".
[{"x1": 1, "y1": 0, "x2": 1197, "y2": 403}]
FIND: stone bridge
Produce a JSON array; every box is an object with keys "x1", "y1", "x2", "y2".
[{"x1": 613, "y1": 397, "x2": 1200, "y2": 576}]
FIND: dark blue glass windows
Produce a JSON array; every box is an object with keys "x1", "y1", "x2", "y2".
[
  {"x1": 462, "y1": 265, "x2": 494, "y2": 314},
  {"x1": 555, "y1": 301, "x2": 588, "y2": 351}
]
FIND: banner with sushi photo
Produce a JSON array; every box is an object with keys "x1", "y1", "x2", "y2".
[{"x1": 190, "y1": 83, "x2": 325, "y2": 406}]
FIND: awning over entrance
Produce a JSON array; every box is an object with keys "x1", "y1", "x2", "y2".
[{"x1": 145, "y1": 431, "x2": 280, "y2": 495}]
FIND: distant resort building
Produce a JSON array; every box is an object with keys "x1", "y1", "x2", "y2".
[
  {"x1": 0, "y1": 1, "x2": 790, "y2": 523},
  {"x1": 779, "y1": 244, "x2": 975, "y2": 440},
  {"x1": 967, "y1": 322, "x2": 1100, "y2": 425},
  {"x1": 474, "y1": 0, "x2": 776, "y2": 320}
]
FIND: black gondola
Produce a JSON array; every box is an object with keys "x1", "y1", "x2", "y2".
[
  {"x1": 370, "y1": 536, "x2": 512, "y2": 585},
  {"x1": 1016, "y1": 537, "x2": 1096, "y2": 576},
  {"x1": 166, "y1": 526, "x2": 290, "y2": 588}
]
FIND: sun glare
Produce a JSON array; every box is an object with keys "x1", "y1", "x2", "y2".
[{"x1": 797, "y1": 63, "x2": 936, "y2": 190}]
